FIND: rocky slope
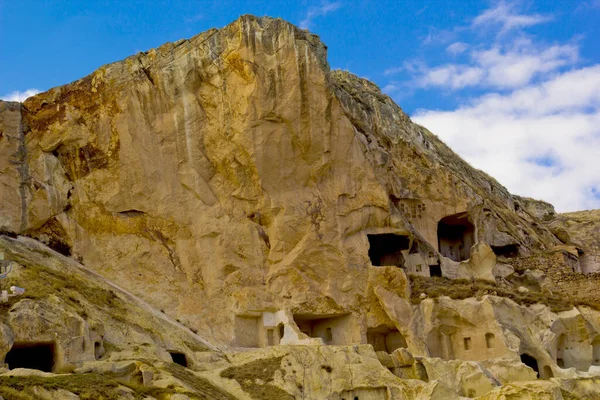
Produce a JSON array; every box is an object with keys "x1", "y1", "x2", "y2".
[{"x1": 0, "y1": 14, "x2": 599, "y2": 399}]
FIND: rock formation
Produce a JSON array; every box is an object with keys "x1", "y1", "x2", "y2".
[{"x1": 0, "y1": 15, "x2": 599, "y2": 399}]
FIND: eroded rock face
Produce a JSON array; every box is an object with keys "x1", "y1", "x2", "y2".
[
  {"x1": 0, "y1": 15, "x2": 561, "y2": 347},
  {"x1": 1, "y1": 14, "x2": 600, "y2": 399}
]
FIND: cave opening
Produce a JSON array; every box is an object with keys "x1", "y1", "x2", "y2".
[
  {"x1": 367, "y1": 234, "x2": 410, "y2": 267},
  {"x1": 437, "y1": 213, "x2": 474, "y2": 262},
  {"x1": 520, "y1": 353, "x2": 539, "y2": 378},
  {"x1": 491, "y1": 244, "x2": 520, "y2": 259},
  {"x1": 5, "y1": 342, "x2": 56, "y2": 372},
  {"x1": 169, "y1": 351, "x2": 188, "y2": 367},
  {"x1": 429, "y1": 264, "x2": 442, "y2": 277}
]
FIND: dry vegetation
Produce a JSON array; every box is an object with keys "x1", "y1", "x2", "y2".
[
  {"x1": 220, "y1": 356, "x2": 293, "y2": 399},
  {"x1": 409, "y1": 276, "x2": 600, "y2": 312},
  {"x1": 0, "y1": 373, "x2": 175, "y2": 400}
]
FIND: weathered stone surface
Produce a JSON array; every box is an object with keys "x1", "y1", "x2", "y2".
[{"x1": 1, "y1": 14, "x2": 600, "y2": 399}]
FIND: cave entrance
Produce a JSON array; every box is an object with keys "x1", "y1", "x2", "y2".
[
  {"x1": 367, "y1": 326, "x2": 407, "y2": 353},
  {"x1": 491, "y1": 244, "x2": 520, "y2": 259},
  {"x1": 437, "y1": 213, "x2": 474, "y2": 262},
  {"x1": 293, "y1": 313, "x2": 352, "y2": 345},
  {"x1": 367, "y1": 234, "x2": 410, "y2": 267},
  {"x1": 429, "y1": 263, "x2": 442, "y2": 277},
  {"x1": 5, "y1": 342, "x2": 56, "y2": 372},
  {"x1": 168, "y1": 351, "x2": 188, "y2": 367},
  {"x1": 520, "y1": 353, "x2": 539, "y2": 378}
]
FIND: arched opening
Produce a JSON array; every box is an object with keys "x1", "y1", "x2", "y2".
[
  {"x1": 5, "y1": 342, "x2": 56, "y2": 372},
  {"x1": 168, "y1": 351, "x2": 188, "y2": 367},
  {"x1": 367, "y1": 234, "x2": 410, "y2": 267},
  {"x1": 278, "y1": 323, "x2": 285, "y2": 341},
  {"x1": 463, "y1": 337, "x2": 472, "y2": 350},
  {"x1": 94, "y1": 341, "x2": 103, "y2": 360},
  {"x1": 485, "y1": 333, "x2": 495, "y2": 349},
  {"x1": 520, "y1": 353, "x2": 539, "y2": 378},
  {"x1": 543, "y1": 365, "x2": 554, "y2": 379},
  {"x1": 437, "y1": 213, "x2": 474, "y2": 262}
]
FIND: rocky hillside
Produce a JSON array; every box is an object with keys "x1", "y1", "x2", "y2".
[{"x1": 0, "y1": 15, "x2": 599, "y2": 399}]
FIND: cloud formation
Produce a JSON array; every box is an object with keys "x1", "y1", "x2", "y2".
[
  {"x1": 299, "y1": 1, "x2": 341, "y2": 30},
  {"x1": 1, "y1": 89, "x2": 40, "y2": 102},
  {"x1": 446, "y1": 42, "x2": 468, "y2": 56},
  {"x1": 413, "y1": 65, "x2": 600, "y2": 212},
  {"x1": 385, "y1": 1, "x2": 600, "y2": 211},
  {"x1": 407, "y1": 41, "x2": 578, "y2": 90},
  {"x1": 472, "y1": 1, "x2": 551, "y2": 34}
]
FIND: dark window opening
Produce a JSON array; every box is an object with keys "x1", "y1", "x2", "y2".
[
  {"x1": 463, "y1": 337, "x2": 471, "y2": 350},
  {"x1": 437, "y1": 213, "x2": 474, "y2": 262},
  {"x1": 169, "y1": 351, "x2": 188, "y2": 367},
  {"x1": 278, "y1": 323, "x2": 285, "y2": 341},
  {"x1": 491, "y1": 244, "x2": 520, "y2": 259},
  {"x1": 367, "y1": 234, "x2": 409, "y2": 267},
  {"x1": 485, "y1": 333, "x2": 495, "y2": 349},
  {"x1": 5, "y1": 342, "x2": 55, "y2": 372},
  {"x1": 325, "y1": 327, "x2": 333, "y2": 343},
  {"x1": 520, "y1": 353, "x2": 539, "y2": 378},
  {"x1": 94, "y1": 341, "x2": 102, "y2": 359},
  {"x1": 557, "y1": 358, "x2": 564, "y2": 368},
  {"x1": 429, "y1": 264, "x2": 442, "y2": 277}
]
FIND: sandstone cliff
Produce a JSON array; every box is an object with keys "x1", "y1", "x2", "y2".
[{"x1": 0, "y1": 15, "x2": 599, "y2": 399}]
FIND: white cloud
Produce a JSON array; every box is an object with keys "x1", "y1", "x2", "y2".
[
  {"x1": 1, "y1": 89, "x2": 40, "y2": 102},
  {"x1": 413, "y1": 65, "x2": 600, "y2": 212},
  {"x1": 406, "y1": 41, "x2": 578, "y2": 90},
  {"x1": 299, "y1": 1, "x2": 342, "y2": 30},
  {"x1": 388, "y1": 2, "x2": 576, "y2": 91},
  {"x1": 446, "y1": 42, "x2": 468, "y2": 56},
  {"x1": 473, "y1": 1, "x2": 552, "y2": 34},
  {"x1": 383, "y1": 1, "x2": 598, "y2": 211},
  {"x1": 418, "y1": 65, "x2": 484, "y2": 89},
  {"x1": 473, "y1": 43, "x2": 578, "y2": 87}
]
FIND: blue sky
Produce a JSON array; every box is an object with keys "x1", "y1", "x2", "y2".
[{"x1": 1, "y1": 0, "x2": 600, "y2": 211}]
